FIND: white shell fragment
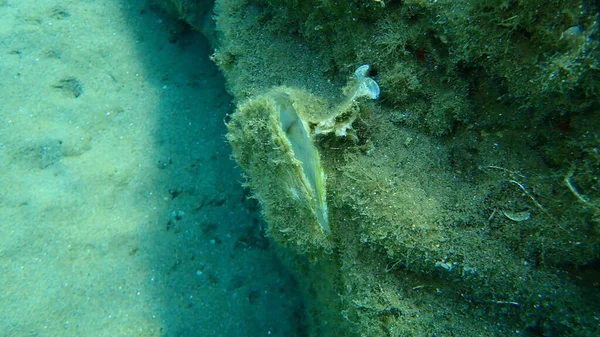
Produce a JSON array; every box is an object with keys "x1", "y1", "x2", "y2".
[
  {"x1": 356, "y1": 78, "x2": 380, "y2": 99},
  {"x1": 502, "y1": 210, "x2": 531, "y2": 222},
  {"x1": 352, "y1": 64, "x2": 380, "y2": 100},
  {"x1": 354, "y1": 64, "x2": 371, "y2": 77}
]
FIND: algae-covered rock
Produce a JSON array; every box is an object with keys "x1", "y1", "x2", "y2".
[{"x1": 158, "y1": 0, "x2": 600, "y2": 335}]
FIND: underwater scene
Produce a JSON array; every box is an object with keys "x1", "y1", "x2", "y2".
[{"x1": 1, "y1": 0, "x2": 599, "y2": 336}]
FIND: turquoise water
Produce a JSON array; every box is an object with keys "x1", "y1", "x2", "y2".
[{"x1": 0, "y1": 0, "x2": 301, "y2": 335}]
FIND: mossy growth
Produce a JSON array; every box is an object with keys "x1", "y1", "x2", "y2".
[
  {"x1": 162, "y1": 0, "x2": 600, "y2": 335},
  {"x1": 325, "y1": 106, "x2": 600, "y2": 335}
]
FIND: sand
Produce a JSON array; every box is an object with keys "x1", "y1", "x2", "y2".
[{"x1": 0, "y1": 0, "x2": 300, "y2": 335}]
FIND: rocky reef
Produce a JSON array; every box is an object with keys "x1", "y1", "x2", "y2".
[{"x1": 155, "y1": 0, "x2": 600, "y2": 335}]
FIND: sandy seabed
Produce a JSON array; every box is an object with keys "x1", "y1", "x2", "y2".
[{"x1": 0, "y1": 1, "x2": 300, "y2": 336}]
